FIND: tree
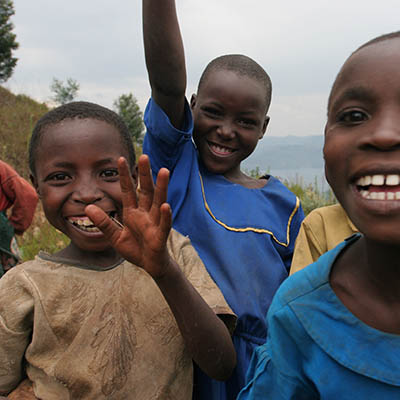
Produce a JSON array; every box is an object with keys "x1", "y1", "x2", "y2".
[
  {"x1": 113, "y1": 93, "x2": 144, "y2": 145},
  {"x1": 50, "y1": 78, "x2": 80, "y2": 105},
  {"x1": 0, "y1": 0, "x2": 19, "y2": 83}
]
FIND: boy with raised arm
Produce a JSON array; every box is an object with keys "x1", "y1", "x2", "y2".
[{"x1": 142, "y1": 1, "x2": 304, "y2": 398}]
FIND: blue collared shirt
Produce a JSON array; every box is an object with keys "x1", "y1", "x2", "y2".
[{"x1": 239, "y1": 234, "x2": 400, "y2": 399}]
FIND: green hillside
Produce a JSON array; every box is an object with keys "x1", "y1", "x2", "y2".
[
  {"x1": 0, "y1": 86, "x2": 48, "y2": 178},
  {"x1": 0, "y1": 87, "x2": 69, "y2": 260}
]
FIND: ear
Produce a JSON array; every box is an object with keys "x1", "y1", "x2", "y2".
[
  {"x1": 30, "y1": 173, "x2": 41, "y2": 198},
  {"x1": 259, "y1": 116, "x2": 270, "y2": 139},
  {"x1": 190, "y1": 94, "x2": 197, "y2": 110}
]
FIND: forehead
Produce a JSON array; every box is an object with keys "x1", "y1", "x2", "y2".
[
  {"x1": 199, "y1": 69, "x2": 267, "y2": 111},
  {"x1": 329, "y1": 38, "x2": 400, "y2": 109},
  {"x1": 36, "y1": 118, "x2": 127, "y2": 165}
]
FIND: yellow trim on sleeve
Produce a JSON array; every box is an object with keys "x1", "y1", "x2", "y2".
[{"x1": 199, "y1": 172, "x2": 300, "y2": 247}]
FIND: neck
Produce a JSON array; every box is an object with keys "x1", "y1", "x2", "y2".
[
  {"x1": 361, "y1": 238, "x2": 400, "y2": 301},
  {"x1": 223, "y1": 169, "x2": 268, "y2": 189},
  {"x1": 55, "y1": 244, "x2": 123, "y2": 269}
]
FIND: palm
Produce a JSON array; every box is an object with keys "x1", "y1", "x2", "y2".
[{"x1": 86, "y1": 155, "x2": 172, "y2": 278}]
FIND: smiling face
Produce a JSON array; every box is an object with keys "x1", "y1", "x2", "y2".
[
  {"x1": 324, "y1": 37, "x2": 400, "y2": 244},
  {"x1": 32, "y1": 118, "x2": 133, "y2": 261},
  {"x1": 191, "y1": 69, "x2": 268, "y2": 183}
]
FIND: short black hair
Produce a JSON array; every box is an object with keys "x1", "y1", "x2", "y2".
[
  {"x1": 29, "y1": 101, "x2": 136, "y2": 176},
  {"x1": 327, "y1": 31, "x2": 400, "y2": 110},
  {"x1": 355, "y1": 30, "x2": 400, "y2": 53},
  {"x1": 198, "y1": 54, "x2": 272, "y2": 112}
]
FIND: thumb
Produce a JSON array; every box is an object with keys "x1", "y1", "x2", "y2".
[{"x1": 85, "y1": 205, "x2": 122, "y2": 245}]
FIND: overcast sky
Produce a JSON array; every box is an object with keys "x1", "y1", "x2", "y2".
[{"x1": 4, "y1": 0, "x2": 399, "y2": 137}]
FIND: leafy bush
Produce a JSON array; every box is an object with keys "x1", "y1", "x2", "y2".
[{"x1": 285, "y1": 181, "x2": 336, "y2": 216}]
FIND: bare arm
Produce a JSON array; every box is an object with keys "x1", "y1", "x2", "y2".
[
  {"x1": 86, "y1": 155, "x2": 236, "y2": 380},
  {"x1": 142, "y1": 0, "x2": 186, "y2": 128}
]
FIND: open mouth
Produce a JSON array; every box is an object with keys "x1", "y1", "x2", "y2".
[
  {"x1": 67, "y1": 211, "x2": 118, "y2": 232},
  {"x1": 356, "y1": 174, "x2": 400, "y2": 200},
  {"x1": 208, "y1": 142, "x2": 235, "y2": 156}
]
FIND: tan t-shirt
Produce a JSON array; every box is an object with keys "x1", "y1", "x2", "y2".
[
  {"x1": 0, "y1": 230, "x2": 235, "y2": 399},
  {"x1": 290, "y1": 203, "x2": 358, "y2": 275}
]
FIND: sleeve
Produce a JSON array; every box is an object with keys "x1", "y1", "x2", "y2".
[
  {"x1": 1, "y1": 172, "x2": 38, "y2": 235},
  {"x1": 238, "y1": 305, "x2": 318, "y2": 400},
  {"x1": 0, "y1": 268, "x2": 34, "y2": 395},
  {"x1": 166, "y1": 230, "x2": 237, "y2": 334},
  {"x1": 290, "y1": 211, "x2": 325, "y2": 275},
  {"x1": 142, "y1": 98, "x2": 193, "y2": 175}
]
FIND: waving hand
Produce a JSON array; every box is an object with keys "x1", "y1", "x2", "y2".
[{"x1": 85, "y1": 154, "x2": 173, "y2": 278}]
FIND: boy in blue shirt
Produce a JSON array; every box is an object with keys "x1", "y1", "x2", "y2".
[
  {"x1": 142, "y1": 0, "x2": 304, "y2": 398},
  {"x1": 238, "y1": 31, "x2": 400, "y2": 399}
]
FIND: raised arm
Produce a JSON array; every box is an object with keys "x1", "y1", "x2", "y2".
[
  {"x1": 86, "y1": 156, "x2": 236, "y2": 380},
  {"x1": 142, "y1": 0, "x2": 186, "y2": 128}
]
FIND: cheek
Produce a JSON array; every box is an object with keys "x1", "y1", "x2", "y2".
[{"x1": 106, "y1": 184, "x2": 123, "y2": 207}]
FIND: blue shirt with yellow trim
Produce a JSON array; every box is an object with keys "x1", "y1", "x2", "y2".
[
  {"x1": 143, "y1": 98, "x2": 304, "y2": 399},
  {"x1": 239, "y1": 234, "x2": 400, "y2": 399}
]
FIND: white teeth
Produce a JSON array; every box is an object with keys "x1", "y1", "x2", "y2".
[
  {"x1": 211, "y1": 144, "x2": 232, "y2": 154},
  {"x1": 356, "y1": 173, "x2": 400, "y2": 200},
  {"x1": 377, "y1": 192, "x2": 385, "y2": 200},
  {"x1": 356, "y1": 177, "x2": 365, "y2": 186},
  {"x1": 371, "y1": 175, "x2": 385, "y2": 185},
  {"x1": 68, "y1": 217, "x2": 100, "y2": 232},
  {"x1": 370, "y1": 192, "x2": 379, "y2": 200},
  {"x1": 386, "y1": 174, "x2": 400, "y2": 186},
  {"x1": 362, "y1": 191, "x2": 400, "y2": 201},
  {"x1": 357, "y1": 174, "x2": 400, "y2": 186},
  {"x1": 387, "y1": 192, "x2": 395, "y2": 200}
]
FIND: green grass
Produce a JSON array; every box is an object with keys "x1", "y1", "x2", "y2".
[
  {"x1": 18, "y1": 209, "x2": 70, "y2": 261},
  {"x1": 0, "y1": 86, "x2": 48, "y2": 179}
]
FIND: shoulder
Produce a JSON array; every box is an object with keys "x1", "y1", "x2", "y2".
[
  {"x1": 271, "y1": 235, "x2": 360, "y2": 324},
  {"x1": 144, "y1": 98, "x2": 193, "y2": 143},
  {"x1": 0, "y1": 257, "x2": 52, "y2": 286},
  {"x1": 0, "y1": 161, "x2": 18, "y2": 184},
  {"x1": 264, "y1": 177, "x2": 303, "y2": 216},
  {"x1": 270, "y1": 239, "x2": 349, "y2": 314},
  {"x1": 302, "y1": 204, "x2": 357, "y2": 242},
  {"x1": 306, "y1": 204, "x2": 346, "y2": 222},
  {"x1": 0, "y1": 160, "x2": 17, "y2": 175}
]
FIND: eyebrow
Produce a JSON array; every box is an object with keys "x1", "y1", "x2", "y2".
[
  {"x1": 330, "y1": 86, "x2": 376, "y2": 111},
  {"x1": 50, "y1": 158, "x2": 117, "y2": 169}
]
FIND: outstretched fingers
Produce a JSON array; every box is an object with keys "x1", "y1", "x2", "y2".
[
  {"x1": 150, "y1": 167, "x2": 170, "y2": 223},
  {"x1": 137, "y1": 154, "x2": 155, "y2": 211},
  {"x1": 118, "y1": 157, "x2": 138, "y2": 210},
  {"x1": 159, "y1": 202, "x2": 172, "y2": 240}
]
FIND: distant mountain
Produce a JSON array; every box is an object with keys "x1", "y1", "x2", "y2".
[{"x1": 243, "y1": 135, "x2": 324, "y2": 173}]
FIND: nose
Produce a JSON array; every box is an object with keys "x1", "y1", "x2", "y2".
[
  {"x1": 216, "y1": 120, "x2": 235, "y2": 140},
  {"x1": 360, "y1": 110, "x2": 400, "y2": 151},
  {"x1": 70, "y1": 178, "x2": 104, "y2": 205}
]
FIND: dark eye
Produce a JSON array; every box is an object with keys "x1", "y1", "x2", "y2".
[
  {"x1": 202, "y1": 107, "x2": 222, "y2": 118},
  {"x1": 100, "y1": 169, "x2": 119, "y2": 179},
  {"x1": 337, "y1": 110, "x2": 368, "y2": 124},
  {"x1": 48, "y1": 173, "x2": 70, "y2": 181},
  {"x1": 238, "y1": 118, "x2": 257, "y2": 128}
]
